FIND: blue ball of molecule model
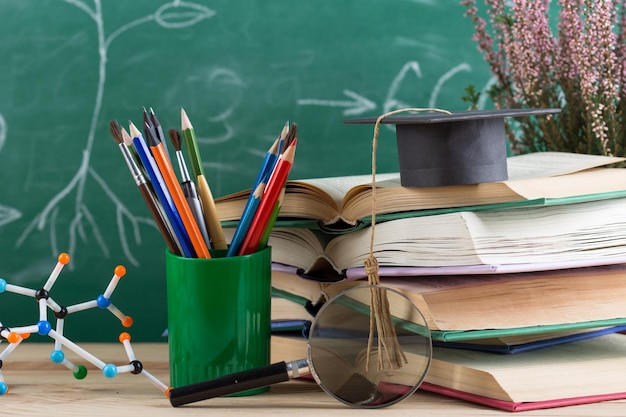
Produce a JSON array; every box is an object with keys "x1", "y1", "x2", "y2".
[
  {"x1": 37, "y1": 320, "x2": 52, "y2": 335},
  {"x1": 96, "y1": 294, "x2": 111, "y2": 308},
  {"x1": 102, "y1": 363, "x2": 118, "y2": 378},
  {"x1": 50, "y1": 350, "x2": 65, "y2": 363}
]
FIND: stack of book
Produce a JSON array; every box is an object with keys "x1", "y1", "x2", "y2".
[{"x1": 217, "y1": 151, "x2": 626, "y2": 411}]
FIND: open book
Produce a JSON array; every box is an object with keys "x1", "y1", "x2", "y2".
[
  {"x1": 272, "y1": 263, "x2": 626, "y2": 342},
  {"x1": 215, "y1": 152, "x2": 625, "y2": 231},
  {"x1": 245, "y1": 196, "x2": 626, "y2": 280},
  {"x1": 420, "y1": 333, "x2": 626, "y2": 411}
]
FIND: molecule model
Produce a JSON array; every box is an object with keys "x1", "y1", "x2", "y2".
[{"x1": 0, "y1": 253, "x2": 171, "y2": 397}]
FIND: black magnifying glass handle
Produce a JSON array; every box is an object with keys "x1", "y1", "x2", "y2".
[{"x1": 169, "y1": 359, "x2": 310, "y2": 407}]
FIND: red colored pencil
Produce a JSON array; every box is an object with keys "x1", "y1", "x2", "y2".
[{"x1": 238, "y1": 139, "x2": 297, "y2": 256}]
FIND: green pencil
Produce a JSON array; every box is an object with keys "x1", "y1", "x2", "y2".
[
  {"x1": 180, "y1": 107, "x2": 205, "y2": 179},
  {"x1": 258, "y1": 188, "x2": 285, "y2": 250}
]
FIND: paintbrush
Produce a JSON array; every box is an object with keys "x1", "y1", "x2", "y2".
[
  {"x1": 168, "y1": 128, "x2": 211, "y2": 249},
  {"x1": 109, "y1": 120, "x2": 181, "y2": 255}
]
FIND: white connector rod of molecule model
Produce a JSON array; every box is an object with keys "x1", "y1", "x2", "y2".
[{"x1": 0, "y1": 253, "x2": 171, "y2": 398}]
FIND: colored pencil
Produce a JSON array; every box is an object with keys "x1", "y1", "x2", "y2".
[
  {"x1": 126, "y1": 122, "x2": 194, "y2": 257},
  {"x1": 122, "y1": 124, "x2": 145, "y2": 177},
  {"x1": 225, "y1": 124, "x2": 289, "y2": 256},
  {"x1": 109, "y1": 121, "x2": 181, "y2": 256},
  {"x1": 178, "y1": 108, "x2": 227, "y2": 249},
  {"x1": 238, "y1": 138, "x2": 297, "y2": 256},
  {"x1": 258, "y1": 187, "x2": 285, "y2": 250},
  {"x1": 168, "y1": 128, "x2": 211, "y2": 249},
  {"x1": 139, "y1": 122, "x2": 211, "y2": 258},
  {"x1": 180, "y1": 108, "x2": 205, "y2": 178},
  {"x1": 226, "y1": 182, "x2": 265, "y2": 257},
  {"x1": 196, "y1": 174, "x2": 228, "y2": 250},
  {"x1": 254, "y1": 137, "x2": 280, "y2": 189},
  {"x1": 277, "y1": 121, "x2": 289, "y2": 154}
]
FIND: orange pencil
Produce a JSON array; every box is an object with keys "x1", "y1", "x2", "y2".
[
  {"x1": 238, "y1": 138, "x2": 297, "y2": 256},
  {"x1": 130, "y1": 122, "x2": 211, "y2": 258}
]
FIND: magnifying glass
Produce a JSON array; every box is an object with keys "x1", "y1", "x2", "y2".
[{"x1": 169, "y1": 284, "x2": 432, "y2": 408}]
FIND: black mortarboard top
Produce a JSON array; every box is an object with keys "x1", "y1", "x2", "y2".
[{"x1": 345, "y1": 108, "x2": 561, "y2": 187}]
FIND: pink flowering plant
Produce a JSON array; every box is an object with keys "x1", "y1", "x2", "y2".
[{"x1": 462, "y1": 0, "x2": 626, "y2": 156}]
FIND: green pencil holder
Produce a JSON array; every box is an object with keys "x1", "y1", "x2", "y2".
[{"x1": 166, "y1": 246, "x2": 272, "y2": 394}]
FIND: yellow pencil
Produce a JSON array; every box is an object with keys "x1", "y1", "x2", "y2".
[
  {"x1": 180, "y1": 108, "x2": 227, "y2": 249},
  {"x1": 197, "y1": 174, "x2": 228, "y2": 250}
]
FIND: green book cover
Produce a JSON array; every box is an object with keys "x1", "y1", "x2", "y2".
[{"x1": 432, "y1": 318, "x2": 626, "y2": 342}]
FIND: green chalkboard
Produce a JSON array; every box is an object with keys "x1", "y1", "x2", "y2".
[{"x1": 0, "y1": 0, "x2": 491, "y2": 342}]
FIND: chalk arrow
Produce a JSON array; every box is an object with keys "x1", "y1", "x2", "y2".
[
  {"x1": 0, "y1": 205, "x2": 21, "y2": 228},
  {"x1": 297, "y1": 89, "x2": 376, "y2": 116}
]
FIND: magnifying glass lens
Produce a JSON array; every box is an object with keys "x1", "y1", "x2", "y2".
[{"x1": 307, "y1": 285, "x2": 431, "y2": 408}]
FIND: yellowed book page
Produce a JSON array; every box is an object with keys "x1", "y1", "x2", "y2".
[
  {"x1": 267, "y1": 228, "x2": 340, "y2": 274},
  {"x1": 271, "y1": 297, "x2": 312, "y2": 321},
  {"x1": 271, "y1": 336, "x2": 308, "y2": 363},
  {"x1": 327, "y1": 212, "x2": 483, "y2": 268},
  {"x1": 293, "y1": 173, "x2": 399, "y2": 207},
  {"x1": 323, "y1": 264, "x2": 626, "y2": 331},
  {"x1": 272, "y1": 269, "x2": 325, "y2": 302},
  {"x1": 296, "y1": 152, "x2": 622, "y2": 204},
  {"x1": 506, "y1": 151, "x2": 624, "y2": 180},
  {"x1": 505, "y1": 168, "x2": 626, "y2": 200},
  {"x1": 304, "y1": 151, "x2": 622, "y2": 205},
  {"x1": 464, "y1": 197, "x2": 626, "y2": 263},
  {"x1": 427, "y1": 334, "x2": 626, "y2": 402},
  {"x1": 329, "y1": 197, "x2": 626, "y2": 268},
  {"x1": 420, "y1": 266, "x2": 626, "y2": 331}
]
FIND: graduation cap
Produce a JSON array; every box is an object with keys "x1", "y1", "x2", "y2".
[{"x1": 345, "y1": 108, "x2": 561, "y2": 187}]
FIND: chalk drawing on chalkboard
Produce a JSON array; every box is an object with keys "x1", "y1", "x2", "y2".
[
  {"x1": 15, "y1": 0, "x2": 215, "y2": 268},
  {"x1": 427, "y1": 63, "x2": 471, "y2": 109},
  {"x1": 298, "y1": 60, "x2": 473, "y2": 122},
  {"x1": 380, "y1": 61, "x2": 424, "y2": 113},
  {"x1": 0, "y1": 206, "x2": 21, "y2": 229},
  {"x1": 191, "y1": 68, "x2": 247, "y2": 146},
  {"x1": 0, "y1": 113, "x2": 5, "y2": 153},
  {"x1": 297, "y1": 90, "x2": 376, "y2": 117},
  {"x1": 0, "y1": 113, "x2": 21, "y2": 229}
]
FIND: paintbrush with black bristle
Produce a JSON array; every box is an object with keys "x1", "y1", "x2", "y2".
[
  {"x1": 283, "y1": 122, "x2": 298, "y2": 150},
  {"x1": 109, "y1": 120, "x2": 181, "y2": 255}
]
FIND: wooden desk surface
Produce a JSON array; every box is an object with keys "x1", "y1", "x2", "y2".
[{"x1": 2, "y1": 343, "x2": 625, "y2": 416}]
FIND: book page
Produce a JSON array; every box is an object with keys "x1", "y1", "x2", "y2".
[
  {"x1": 328, "y1": 198, "x2": 626, "y2": 268},
  {"x1": 326, "y1": 274, "x2": 530, "y2": 297},
  {"x1": 293, "y1": 173, "x2": 399, "y2": 205},
  {"x1": 427, "y1": 334, "x2": 626, "y2": 402},
  {"x1": 294, "y1": 152, "x2": 622, "y2": 198},
  {"x1": 378, "y1": 275, "x2": 524, "y2": 293},
  {"x1": 505, "y1": 168, "x2": 626, "y2": 200},
  {"x1": 506, "y1": 152, "x2": 624, "y2": 180}
]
